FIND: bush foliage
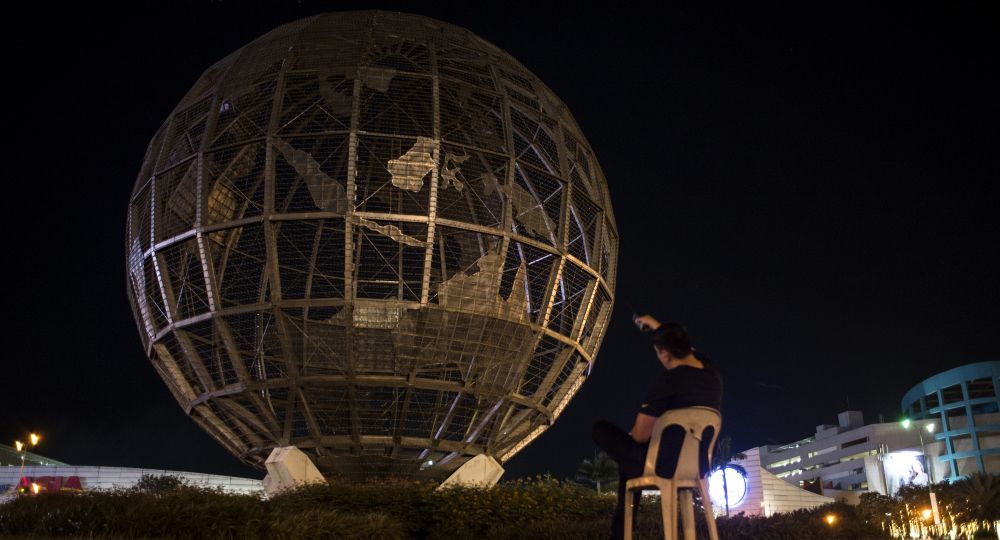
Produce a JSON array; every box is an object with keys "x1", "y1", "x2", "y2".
[{"x1": 0, "y1": 474, "x2": 924, "y2": 539}]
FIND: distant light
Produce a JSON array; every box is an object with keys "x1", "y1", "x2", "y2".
[
  {"x1": 901, "y1": 419, "x2": 912, "y2": 430},
  {"x1": 31, "y1": 482, "x2": 40, "y2": 495},
  {"x1": 708, "y1": 466, "x2": 748, "y2": 507},
  {"x1": 921, "y1": 508, "x2": 932, "y2": 520},
  {"x1": 925, "y1": 423, "x2": 934, "y2": 434},
  {"x1": 427, "y1": 460, "x2": 433, "y2": 466},
  {"x1": 825, "y1": 514, "x2": 836, "y2": 525},
  {"x1": 29, "y1": 433, "x2": 40, "y2": 446},
  {"x1": 14, "y1": 441, "x2": 23, "y2": 452}
]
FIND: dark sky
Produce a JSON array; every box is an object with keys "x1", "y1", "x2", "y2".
[{"x1": 6, "y1": 2, "x2": 998, "y2": 481}]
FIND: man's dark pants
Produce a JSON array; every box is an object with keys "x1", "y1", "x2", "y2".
[{"x1": 592, "y1": 420, "x2": 647, "y2": 540}]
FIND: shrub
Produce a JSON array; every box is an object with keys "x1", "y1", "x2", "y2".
[
  {"x1": 133, "y1": 474, "x2": 185, "y2": 494},
  {"x1": 0, "y1": 478, "x2": 895, "y2": 539}
]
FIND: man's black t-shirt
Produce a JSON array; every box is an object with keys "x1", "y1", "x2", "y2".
[{"x1": 638, "y1": 364, "x2": 723, "y2": 417}]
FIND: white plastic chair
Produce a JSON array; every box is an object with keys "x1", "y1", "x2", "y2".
[{"x1": 623, "y1": 406, "x2": 721, "y2": 540}]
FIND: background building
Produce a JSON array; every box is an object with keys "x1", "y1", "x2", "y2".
[
  {"x1": 901, "y1": 361, "x2": 1000, "y2": 479},
  {"x1": 757, "y1": 411, "x2": 938, "y2": 499},
  {"x1": 710, "y1": 448, "x2": 834, "y2": 517},
  {"x1": 749, "y1": 361, "x2": 999, "y2": 505},
  {"x1": 0, "y1": 444, "x2": 261, "y2": 502}
]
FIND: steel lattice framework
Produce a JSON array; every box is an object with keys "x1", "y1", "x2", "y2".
[{"x1": 126, "y1": 11, "x2": 617, "y2": 479}]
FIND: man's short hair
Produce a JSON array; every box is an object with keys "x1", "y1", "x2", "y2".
[{"x1": 651, "y1": 323, "x2": 693, "y2": 358}]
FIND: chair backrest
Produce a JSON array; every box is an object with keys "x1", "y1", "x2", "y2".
[{"x1": 643, "y1": 406, "x2": 721, "y2": 481}]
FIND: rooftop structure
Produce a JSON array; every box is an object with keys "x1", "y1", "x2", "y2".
[{"x1": 0, "y1": 443, "x2": 68, "y2": 468}]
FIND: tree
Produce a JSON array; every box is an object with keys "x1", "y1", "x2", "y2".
[
  {"x1": 952, "y1": 472, "x2": 1000, "y2": 526},
  {"x1": 575, "y1": 450, "x2": 618, "y2": 494},
  {"x1": 711, "y1": 436, "x2": 746, "y2": 517},
  {"x1": 857, "y1": 491, "x2": 896, "y2": 527}
]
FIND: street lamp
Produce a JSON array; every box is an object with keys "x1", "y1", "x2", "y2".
[
  {"x1": 901, "y1": 419, "x2": 940, "y2": 525},
  {"x1": 14, "y1": 433, "x2": 41, "y2": 495}
]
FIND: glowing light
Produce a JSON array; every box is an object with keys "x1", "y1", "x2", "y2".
[
  {"x1": 29, "y1": 433, "x2": 40, "y2": 446},
  {"x1": 921, "y1": 508, "x2": 932, "y2": 520},
  {"x1": 708, "y1": 466, "x2": 748, "y2": 507},
  {"x1": 15, "y1": 441, "x2": 23, "y2": 452},
  {"x1": 901, "y1": 418, "x2": 912, "y2": 430},
  {"x1": 825, "y1": 514, "x2": 836, "y2": 525},
  {"x1": 925, "y1": 423, "x2": 934, "y2": 433},
  {"x1": 31, "y1": 483, "x2": 40, "y2": 495}
]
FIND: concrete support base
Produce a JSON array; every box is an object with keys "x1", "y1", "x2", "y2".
[
  {"x1": 437, "y1": 454, "x2": 504, "y2": 490},
  {"x1": 262, "y1": 446, "x2": 325, "y2": 497}
]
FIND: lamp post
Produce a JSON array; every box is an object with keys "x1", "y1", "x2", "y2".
[
  {"x1": 902, "y1": 419, "x2": 940, "y2": 525},
  {"x1": 14, "y1": 433, "x2": 41, "y2": 495}
]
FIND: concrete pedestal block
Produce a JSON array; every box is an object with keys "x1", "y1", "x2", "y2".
[
  {"x1": 262, "y1": 446, "x2": 325, "y2": 497},
  {"x1": 437, "y1": 454, "x2": 504, "y2": 490}
]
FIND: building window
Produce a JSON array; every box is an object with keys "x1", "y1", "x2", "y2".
[
  {"x1": 926, "y1": 392, "x2": 941, "y2": 410},
  {"x1": 967, "y1": 377, "x2": 996, "y2": 399},
  {"x1": 767, "y1": 456, "x2": 802, "y2": 469},
  {"x1": 942, "y1": 384, "x2": 964, "y2": 404},
  {"x1": 841, "y1": 437, "x2": 868, "y2": 449},
  {"x1": 807, "y1": 446, "x2": 836, "y2": 459}
]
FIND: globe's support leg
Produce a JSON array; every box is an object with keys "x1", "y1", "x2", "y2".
[
  {"x1": 437, "y1": 454, "x2": 505, "y2": 490},
  {"x1": 262, "y1": 446, "x2": 326, "y2": 497}
]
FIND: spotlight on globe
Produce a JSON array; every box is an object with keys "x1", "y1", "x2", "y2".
[{"x1": 125, "y1": 11, "x2": 617, "y2": 479}]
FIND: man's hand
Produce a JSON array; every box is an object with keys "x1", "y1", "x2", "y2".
[
  {"x1": 633, "y1": 314, "x2": 661, "y2": 332},
  {"x1": 630, "y1": 412, "x2": 657, "y2": 443}
]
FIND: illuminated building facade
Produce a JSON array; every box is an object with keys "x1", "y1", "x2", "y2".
[
  {"x1": 757, "y1": 411, "x2": 937, "y2": 497},
  {"x1": 901, "y1": 361, "x2": 1000, "y2": 480},
  {"x1": 0, "y1": 444, "x2": 261, "y2": 501},
  {"x1": 125, "y1": 11, "x2": 616, "y2": 480}
]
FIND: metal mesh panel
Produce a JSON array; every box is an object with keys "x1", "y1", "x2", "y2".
[
  {"x1": 273, "y1": 136, "x2": 350, "y2": 214},
  {"x1": 158, "y1": 238, "x2": 210, "y2": 321},
  {"x1": 548, "y1": 261, "x2": 593, "y2": 337},
  {"x1": 278, "y1": 72, "x2": 353, "y2": 135},
  {"x1": 126, "y1": 11, "x2": 616, "y2": 479},
  {"x1": 355, "y1": 135, "x2": 432, "y2": 215},
  {"x1": 435, "y1": 146, "x2": 506, "y2": 228},
  {"x1": 439, "y1": 82, "x2": 507, "y2": 153},
  {"x1": 436, "y1": 44, "x2": 498, "y2": 91},
  {"x1": 569, "y1": 188, "x2": 602, "y2": 267},
  {"x1": 204, "y1": 144, "x2": 267, "y2": 224},
  {"x1": 209, "y1": 68, "x2": 279, "y2": 149},
  {"x1": 511, "y1": 164, "x2": 564, "y2": 246},
  {"x1": 154, "y1": 161, "x2": 198, "y2": 242},
  {"x1": 158, "y1": 97, "x2": 212, "y2": 172}
]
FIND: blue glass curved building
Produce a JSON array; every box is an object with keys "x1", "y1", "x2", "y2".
[{"x1": 901, "y1": 361, "x2": 1000, "y2": 480}]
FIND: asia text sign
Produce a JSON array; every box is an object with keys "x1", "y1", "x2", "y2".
[{"x1": 18, "y1": 476, "x2": 83, "y2": 493}]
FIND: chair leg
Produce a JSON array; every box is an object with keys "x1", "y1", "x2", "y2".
[
  {"x1": 659, "y1": 481, "x2": 677, "y2": 540},
  {"x1": 698, "y1": 479, "x2": 720, "y2": 540},
  {"x1": 679, "y1": 489, "x2": 695, "y2": 540},
  {"x1": 624, "y1": 485, "x2": 635, "y2": 540}
]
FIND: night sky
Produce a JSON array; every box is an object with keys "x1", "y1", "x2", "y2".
[{"x1": 6, "y1": 2, "x2": 998, "y2": 481}]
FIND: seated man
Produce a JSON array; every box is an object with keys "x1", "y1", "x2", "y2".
[{"x1": 592, "y1": 315, "x2": 723, "y2": 539}]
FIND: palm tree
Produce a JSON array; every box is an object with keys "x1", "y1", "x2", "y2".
[
  {"x1": 952, "y1": 472, "x2": 1000, "y2": 526},
  {"x1": 575, "y1": 450, "x2": 619, "y2": 494},
  {"x1": 711, "y1": 436, "x2": 746, "y2": 517}
]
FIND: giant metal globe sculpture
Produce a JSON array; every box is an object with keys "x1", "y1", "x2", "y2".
[{"x1": 126, "y1": 11, "x2": 617, "y2": 479}]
